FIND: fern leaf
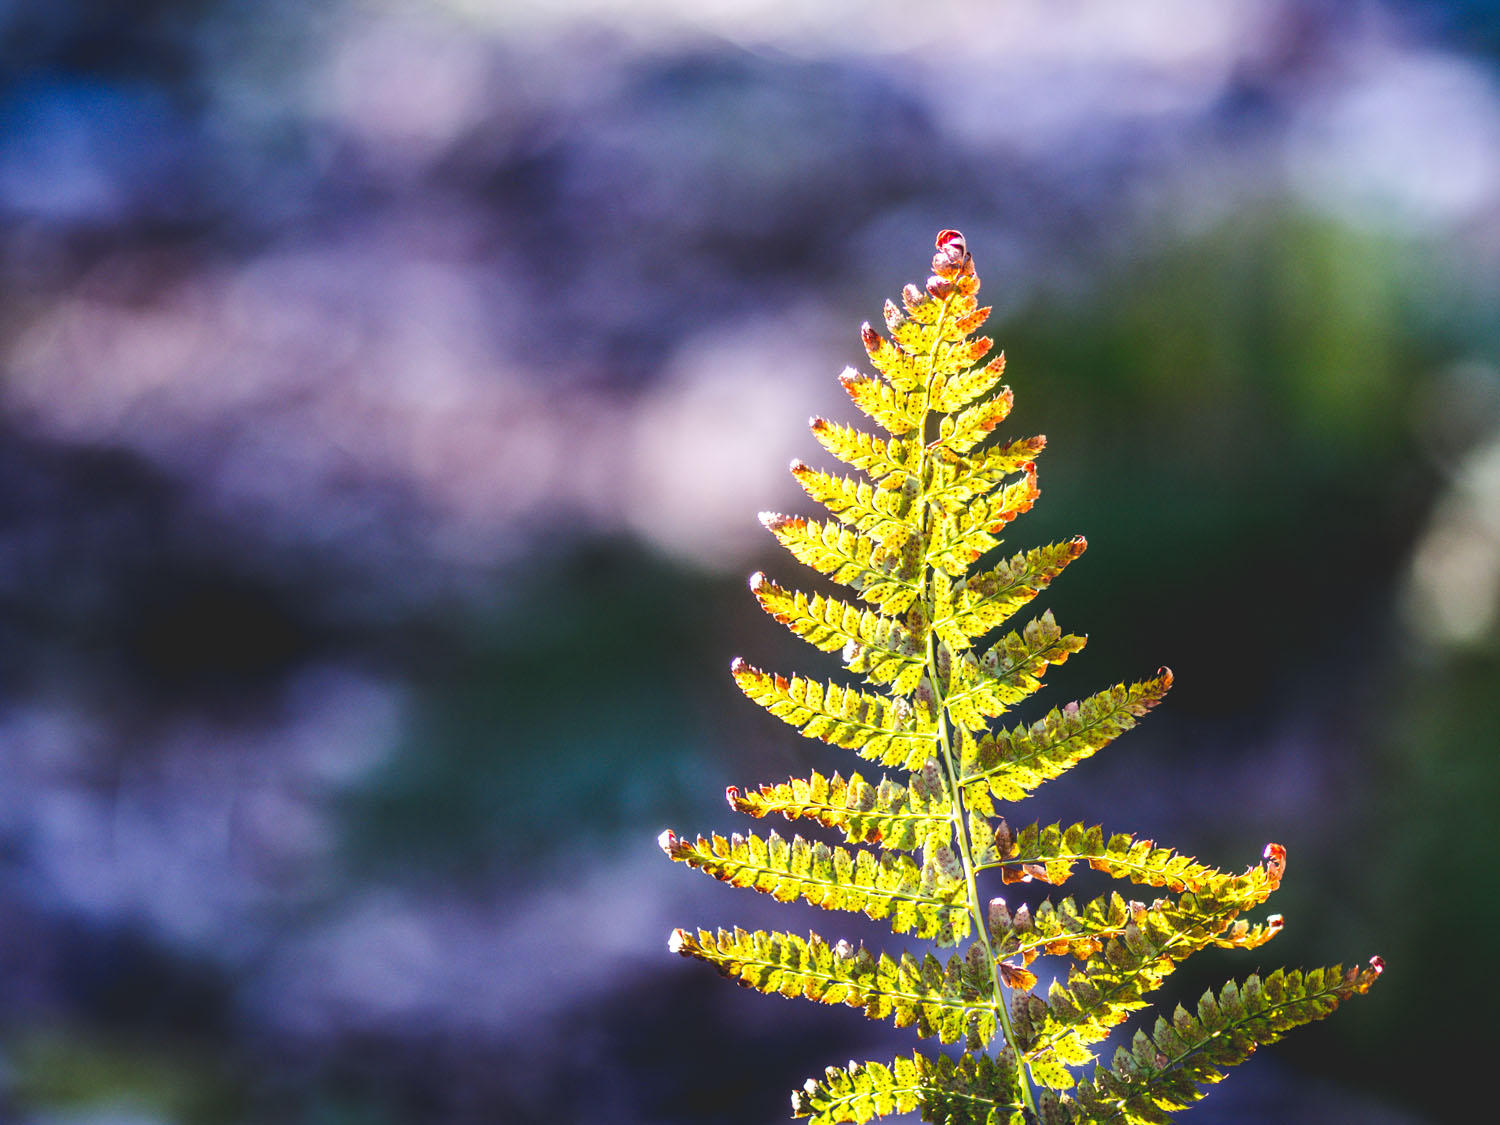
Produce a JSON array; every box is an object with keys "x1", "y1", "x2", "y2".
[
  {"x1": 1064, "y1": 960, "x2": 1385, "y2": 1123},
  {"x1": 934, "y1": 385, "x2": 1017, "y2": 456},
  {"x1": 960, "y1": 674, "x2": 1173, "y2": 806},
  {"x1": 792, "y1": 1050, "x2": 1025, "y2": 1125},
  {"x1": 987, "y1": 888, "x2": 1282, "y2": 972},
  {"x1": 759, "y1": 512, "x2": 921, "y2": 615},
  {"x1": 927, "y1": 466, "x2": 1040, "y2": 576},
  {"x1": 932, "y1": 351, "x2": 1006, "y2": 414},
  {"x1": 727, "y1": 767, "x2": 951, "y2": 850},
  {"x1": 839, "y1": 367, "x2": 924, "y2": 436},
  {"x1": 750, "y1": 574, "x2": 925, "y2": 690},
  {"x1": 932, "y1": 539, "x2": 1088, "y2": 650},
  {"x1": 669, "y1": 928, "x2": 998, "y2": 1045},
  {"x1": 659, "y1": 829, "x2": 970, "y2": 945},
  {"x1": 1012, "y1": 861, "x2": 1290, "y2": 1070},
  {"x1": 732, "y1": 658, "x2": 938, "y2": 768},
  {"x1": 861, "y1": 321, "x2": 925, "y2": 393},
  {"x1": 811, "y1": 417, "x2": 917, "y2": 486},
  {"x1": 978, "y1": 821, "x2": 1287, "y2": 898},
  {"x1": 791, "y1": 460, "x2": 919, "y2": 548},
  {"x1": 663, "y1": 230, "x2": 1378, "y2": 1121},
  {"x1": 927, "y1": 436, "x2": 1048, "y2": 515},
  {"x1": 941, "y1": 611, "x2": 1087, "y2": 731}
]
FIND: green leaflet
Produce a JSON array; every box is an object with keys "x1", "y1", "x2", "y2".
[
  {"x1": 660, "y1": 230, "x2": 1378, "y2": 1123},
  {"x1": 727, "y1": 766, "x2": 952, "y2": 850},
  {"x1": 793, "y1": 1050, "x2": 1026, "y2": 1125},
  {"x1": 960, "y1": 675, "x2": 1172, "y2": 806},
  {"x1": 940, "y1": 611, "x2": 1087, "y2": 732},
  {"x1": 660, "y1": 828, "x2": 971, "y2": 945},
  {"x1": 1056, "y1": 961, "x2": 1385, "y2": 1124},
  {"x1": 931, "y1": 539, "x2": 1088, "y2": 650},
  {"x1": 670, "y1": 928, "x2": 998, "y2": 1045},
  {"x1": 732, "y1": 658, "x2": 939, "y2": 768},
  {"x1": 760, "y1": 512, "x2": 921, "y2": 614},
  {"x1": 751, "y1": 574, "x2": 926, "y2": 692},
  {"x1": 811, "y1": 417, "x2": 918, "y2": 487}
]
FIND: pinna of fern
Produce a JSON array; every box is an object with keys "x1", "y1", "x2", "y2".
[{"x1": 659, "y1": 230, "x2": 1381, "y2": 1125}]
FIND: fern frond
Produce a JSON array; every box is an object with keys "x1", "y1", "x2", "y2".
[
  {"x1": 960, "y1": 674, "x2": 1173, "y2": 806},
  {"x1": 732, "y1": 658, "x2": 938, "y2": 768},
  {"x1": 792, "y1": 1050, "x2": 1025, "y2": 1125},
  {"x1": 663, "y1": 230, "x2": 1378, "y2": 1121},
  {"x1": 932, "y1": 539, "x2": 1088, "y2": 651},
  {"x1": 1061, "y1": 960, "x2": 1385, "y2": 1124},
  {"x1": 659, "y1": 829, "x2": 970, "y2": 945},
  {"x1": 727, "y1": 766, "x2": 951, "y2": 850},
  {"x1": 669, "y1": 928, "x2": 998, "y2": 1046}
]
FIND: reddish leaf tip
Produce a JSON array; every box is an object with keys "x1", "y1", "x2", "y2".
[
  {"x1": 667, "y1": 927, "x2": 688, "y2": 953},
  {"x1": 789, "y1": 458, "x2": 809, "y2": 474},
  {"x1": 725, "y1": 785, "x2": 741, "y2": 806},
  {"x1": 657, "y1": 829, "x2": 678, "y2": 855},
  {"x1": 809, "y1": 415, "x2": 827, "y2": 431},
  {"x1": 1369, "y1": 955, "x2": 1386, "y2": 975},
  {"x1": 748, "y1": 571, "x2": 766, "y2": 593},
  {"x1": 730, "y1": 656, "x2": 748, "y2": 674}
]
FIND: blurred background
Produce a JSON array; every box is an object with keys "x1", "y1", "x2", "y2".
[{"x1": 0, "y1": 0, "x2": 1496, "y2": 1121}]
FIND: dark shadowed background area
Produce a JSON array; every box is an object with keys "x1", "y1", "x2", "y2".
[{"x1": 0, "y1": 0, "x2": 1496, "y2": 1121}]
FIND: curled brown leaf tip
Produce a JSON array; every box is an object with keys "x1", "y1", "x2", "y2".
[
  {"x1": 926, "y1": 275, "x2": 955, "y2": 298},
  {"x1": 1369, "y1": 955, "x2": 1385, "y2": 974},
  {"x1": 1263, "y1": 842, "x2": 1287, "y2": 883},
  {"x1": 730, "y1": 656, "x2": 748, "y2": 674},
  {"x1": 748, "y1": 571, "x2": 767, "y2": 592}
]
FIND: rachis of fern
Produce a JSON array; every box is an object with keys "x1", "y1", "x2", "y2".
[{"x1": 659, "y1": 230, "x2": 1381, "y2": 1125}]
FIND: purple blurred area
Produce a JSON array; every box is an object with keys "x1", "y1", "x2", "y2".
[{"x1": 0, "y1": 1, "x2": 1495, "y2": 1121}]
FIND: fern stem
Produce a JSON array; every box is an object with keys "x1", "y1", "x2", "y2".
[
  {"x1": 929, "y1": 635, "x2": 1039, "y2": 1121},
  {"x1": 915, "y1": 292, "x2": 1040, "y2": 1122}
]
